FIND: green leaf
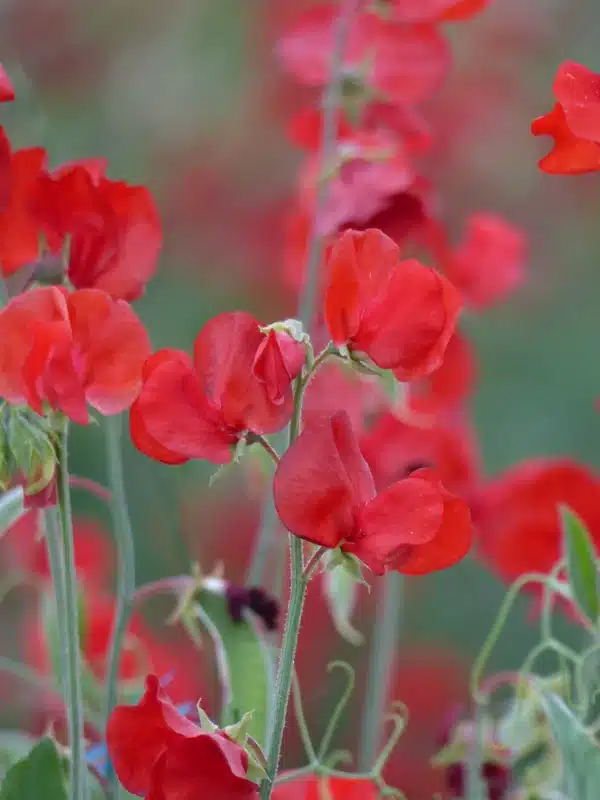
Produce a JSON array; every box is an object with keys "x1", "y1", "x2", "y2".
[
  {"x1": 0, "y1": 738, "x2": 67, "y2": 800},
  {"x1": 0, "y1": 732, "x2": 36, "y2": 780},
  {"x1": 541, "y1": 690, "x2": 600, "y2": 800},
  {"x1": 194, "y1": 590, "x2": 273, "y2": 747},
  {"x1": 561, "y1": 505, "x2": 600, "y2": 625},
  {"x1": 0, "y1": 487, "x2": 24, "y2": 539}
]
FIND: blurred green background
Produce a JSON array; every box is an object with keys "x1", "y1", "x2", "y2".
[{"x1": 1, "y1": 0, "x2": 599, "y2": 795}]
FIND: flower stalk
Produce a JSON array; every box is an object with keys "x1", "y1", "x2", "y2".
[
  {"x1": 104, "y1": 414, "x2": 136, "y2": 795},
  {"x1": 56, "y1": 424, "x2": 88, "y2": 800}
]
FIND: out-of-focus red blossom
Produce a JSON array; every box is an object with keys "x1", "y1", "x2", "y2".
[
  {"x1": 279, "y1": 7, "x2": 450, "y2": 106},
  {"x1": 288, "y1": 104, "x2": 432, "y2": 155},
  {"x1": 0, "y1": 286, "x2": 151, "y2": 424},
  {"x1": 33, "y1": 161, "x2": 162, "y2": 300},
  {"x1": 27, "y1": 593, "x2": 202, "y2": 711},
  {"x1": 0, "y1": 140, "x2": 46, "y2": 275},
  {"x1": 274, "y1": 410, "x2": 472, "y2": 575},
  {"x1": 385, "y1": 645, "x2": 470, "y2": 799},
  {"x1": 0, "y1": 64, "x2": 15, "y2": 102},
  {"x1": 532, "y1": 103, "x2": 600, "y2": 175},
  {"x1": 325, "y1": 229, "x2": 461, "y2": 380},
  {"x1": 272, "y1": 775, "x2": 378, "y2": 799},
  {"x1": 476, "y1": 459, "x2": 600, "y2": 584},
  {"x1": 553, "y1": 61, "x2": 600, "y2": 144},
  {"x1": 360, "y1": 411, "x2": 478, "y2": 498},
  {"x1": 384, "y1": 0, "x2": 490, "y2": 23},
  {"x1": 130, "y1": 312, "x2": 298, "y2": 465},
  {"x1": 300, "y1": 132, "x2": 414, "y2": 236},
  {"x1": 303, "y1": 361, "x2": 384, "y2": 429},
  {"x1": 433, "y1": 214, "x2": 526, "y2": 310},
  {"x1": 252, "y1": 329, "x2": 305, "y2": 405},
  {"x1": 1, "y1": 510, "x2": 111, "y2": 590},
  {"x1": 107, "y1": 674, "x2": 258, "y2": 799},
  {"x1": 406, "y1": 331, "x2": 475, "y2": 416}
]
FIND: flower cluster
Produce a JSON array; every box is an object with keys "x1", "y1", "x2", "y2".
[{"x1": 1, "y1": 5, "x2": 599, "y2": 800}]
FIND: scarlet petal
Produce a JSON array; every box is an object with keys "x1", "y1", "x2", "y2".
[
  {"x1": 442, "y1": 214, "x2": 526, "y2": 310},
  {"x1": 252, "y1": 330, "x2": 296, "y2": 405},
  {"x1": 67, "y1": 290, "x2": 151, "y2": 415},
  {"x1": 352, "y1": 475, "x2": 444, "y2": 574},
  {"x1": 0, "y1": 147, "x2": 46, "y2": 275},
  {"x1": 407, "y1": 331, "x2": 475, "y2": 415},
  {"x1": 437, "y1": 0, "x2": 489, "y2": 21},
  {"x1": 273, "y1": 775, "x2": 379, "y2": 799},
  {"x1": 0, "y1": 287, "x2": 69, "y2": 406},
  {"x1": 391, "y1": 469, "x2": 473, "y2": 574},
  {"x1": 553, "y1": 61, "x2": 600, "y2": 143},
  {"x1": 369, "y1": 20, "x2": 450, "y2": 105},
  {"x1": 129, "y1": 400, "x2": 188, "y2": 465},
  {"x1": 107, "y1": 674, "x2": 200, "y2": 795},
  {"x1": 194, "y1": 312, "x2": 294, "y2": 435},
  {"x1": 477, "y1": 459, "x2": 600, "y2": 583},
  {"x1": 532, "y1": 103, "x2": 600, "y2": 174},
  {"x1": 324, "y1": 230, "x2": 362, "y2": 345},
  {"x1": 147, "y1": 735, "x2": 257, "y2": 800},
  {"x1": 273, "y1": 412, "x2": 374, "y2": 548},
  {"x1": 132, "y1": 351, "x2": 235, "y2": 464},
  {"x1": 364, "y1": 260, "x2": 461, "y2": 379},
  {"x1": 0, "y1": 64, "x2": 14, "y2": 102}
]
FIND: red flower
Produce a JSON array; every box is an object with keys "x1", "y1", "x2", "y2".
[
  {"x1": 0, "y1": 286, "x2": 151, "y2": 424},
  {"x1": 303, "y1": 360, "x2": 385, "y2": 430},
  {"x1": 273, "y1": 411, "x2": 472, "y2": 575},
  {"x1": 0, "y1": 140, "x2": 46, "y2": 276},
  {"x1": 272, "y1": 775, "x2": 378, "y2": 799},
  {"x1": 386, "y1": 0, "x2": 489, "y2": 23},
  {"x1": 34, "y1": 162, "x2": 161, "y2": 300},
  {"x1": 130, "y1": 313, "x2": 300, "y2": 465},
  {"x1": 107, "y1": 674, "x2": 258, "y2": 799},
  {"x1": 325, "y1": 229, "x2": 461, "y2": 380},
  {"x1": 406, "y1": 331, "x2": 475, "y2": 416},
  {"x1": 434, "y1": 214, "x2": 526, "y2": 310},
  {"x1": 288, "y1": 104, "x2": 432, "y2": 155},
  {"x1": 360, "y1": 411, "x2": 478, "y2": 498},
  {"x1": 279, "y1": 8, "x2": 449, "y2": 106},
  {"x1": 476, "y1": 459, "x2": 600, "y2": 583},
  {"x1": 300, "y1": 131, "x2": 414, "y2": 237},
  {"x1": 532, "y1": 103, "x2": 600, "y2": 174},
  {"x1": 252, "y1": 329, "x2": 305, "y2": 405},
  {"x1": 0, "y1": 64, "x2": 15, "y2": 102},
  {"x1": 553, "y1": 61, "x2": 600, "y2": 144},
  {"x1": 2, "y1": 511, "x2": 112, "y2": 590}
]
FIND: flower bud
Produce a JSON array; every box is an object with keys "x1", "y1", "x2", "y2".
[{"x1": 0, "y1": 403, "x2": 57, "y2": 498}]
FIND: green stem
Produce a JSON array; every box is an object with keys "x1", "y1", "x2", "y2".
[
  {"x1": 104, "y1": 414, "x2": 136, "y2": 795},
  {"x1": 260, "y1": 535, "x2": 307, "y2": 799},
  {"x1": 246, "y1": 430, "x2": 287, "y2": 589},
  {"x1": 43, "y1": 508, "x2": 68, "y2": 693},
  {"x1": 358, "y1": 572, "x2": 404, "y2": 770},
  {"x1": 56, "y1": 425, "x2": 88, "y2": 800},
  {"x1": 0, "y1": 272, "x2": 7, "y2": 307}
]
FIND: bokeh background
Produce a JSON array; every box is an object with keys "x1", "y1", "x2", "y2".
[{"x1": 1, "y1": 0, "x2": 599, "y2": 796}]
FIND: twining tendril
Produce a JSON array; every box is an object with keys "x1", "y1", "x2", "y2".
[
  {"x1": 470, "y1": 569, "x2": 568, "y2": 703},
  {"x1": 371, "y1": 703, "x2": 408, "y2": 775},
  {"x1": 292, "y1": 669, "x2": 318, "y2": 764},
  {"x1": 318, "y1": 661, "x2": 356, "y2": 761}
]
